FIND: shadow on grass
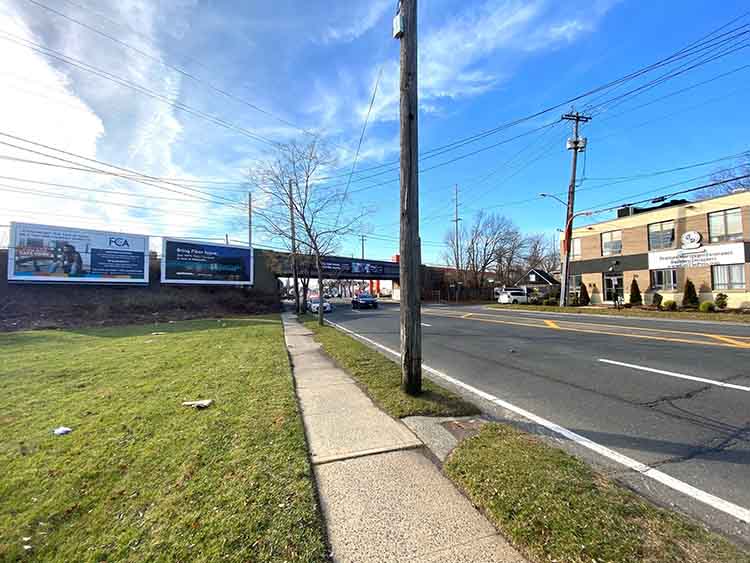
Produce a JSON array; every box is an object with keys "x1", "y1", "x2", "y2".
[{"x1": 0, "y1": 316, "x2": 281, "y2": 346}]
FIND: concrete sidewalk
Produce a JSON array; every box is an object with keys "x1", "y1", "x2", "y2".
[{"x1": 283, "y1": 314, "x2": 526, "y2": 563}]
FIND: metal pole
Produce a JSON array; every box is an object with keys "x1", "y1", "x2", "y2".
[{"x1": 398, "y1": 0, "x2": 421, "y2": 395}]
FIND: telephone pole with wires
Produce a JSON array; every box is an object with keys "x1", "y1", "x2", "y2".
[
  {"x1": 559, "y1": 111, "x2": 591, "y2": 307},
  {"x1": 360, "y1": 235, "x2": 366, "y2": 259},
  {"x1": 451, "y1": 184, "x2": 462, "y2": 292},
  {"x1": 394, "y1": 0, "x2": 422, "y2": 395}
]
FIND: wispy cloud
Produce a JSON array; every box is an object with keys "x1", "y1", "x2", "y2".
[{"x1": 318, "y1": 0, "x2": 392, "y2": 44}]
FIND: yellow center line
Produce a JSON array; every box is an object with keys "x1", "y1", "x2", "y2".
[
  {"x1": 467, "y1": 310, "x2": 750, "y2": 343},
  {"x1": 544, "y1": 320, "x2": 560, "y2": 329},
  {"x1": 708, "y1": 334, "x2": 750, "y2": 348},
  {"x1": 421, "y1": 310, "x2": 748, "y2": 349}
]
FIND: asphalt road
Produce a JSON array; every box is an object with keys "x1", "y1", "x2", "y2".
[{"x1": 325, "y1": 302, "x2": 750, "y2": 542}]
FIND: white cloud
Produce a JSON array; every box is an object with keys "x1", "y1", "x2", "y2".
[{"x1": 319, "y1": 0, "x2": 391, "y2": 44}]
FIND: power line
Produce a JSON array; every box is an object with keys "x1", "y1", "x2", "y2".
[
  {"x1": 0, "y1": 131, "x2": 248, "y2": 209},
  {"x1": 0, "y1": 30, "x2": 280, "y2": 148},
  {"x1": 24, "y1": 0, "x2": 343, "y2": 148},
  {"x1": 334, "y1": 67, "x2": 383, "y2": 225}
]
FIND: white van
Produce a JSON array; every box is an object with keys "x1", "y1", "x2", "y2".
[{"x1": 497, "y1": 287, "x2": 528, "y2": 304}]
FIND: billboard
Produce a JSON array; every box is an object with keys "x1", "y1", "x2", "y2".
[
  {"x1": 8, "y1": 222, "x2": 149, "y2": 284},
  {"x1": 161, "y1": 238, "x2": 253, "y2": 285}
]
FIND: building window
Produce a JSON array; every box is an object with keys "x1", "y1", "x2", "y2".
[
  {"x1": 568, "y1": 274, "x2": 582, "y2": 298},
  {"x1": 650, "y1": 269, "x2": 677, "y2": 290},
  {"x1": 648, "y1": 221, "x2": 675, "y2": 250},
  {"x1": 708, "y1": 208, "x2": 743, "y2": 243},
  {"x1": 712, "y1": 264, "x2": 745, "y2": 290},
  {"x1": 571, "y1": 238, "x2": 581, "y2": 260},
  {"x1": 603, "y1": 272, "x2": 624, "y2": 302},
  {"x1": 601, "y1": 230, "x2": 622, "y2": 256}
]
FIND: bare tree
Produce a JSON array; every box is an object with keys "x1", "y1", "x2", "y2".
[
  {"x1": 249, "y1": 139, "x2": 361, "y2": 326},
  {"x1": 441, "y1": 223, "x2": 468, "y2": 281},
  {"x1": 465, "y1": 212, "x2": 506, "y2": 288},
  {"x1": 696, "y1": 152, "x2": 750, "y2": 199},
  {"x1": 495, "y1": 222, "x2": 527, "y2": 286}
]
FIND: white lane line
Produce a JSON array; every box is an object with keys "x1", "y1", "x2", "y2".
[
  {"x1": 599, "y1": 359, "x2": 750, "y2": 393},
  {"x1": 421, "y1": 323, "x2": 432, "y2": 327},
  {"x1": 325, "y1": 319, "x2": 750, "y2": 524}
]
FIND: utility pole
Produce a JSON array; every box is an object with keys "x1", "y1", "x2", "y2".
[
  {"x1": 451, "y1": 184, "x2": 462, "y2": 300},
  {"x1": 395, "y1": 0, "x2": 421, "y2": 395},
  {"x1": 360, "y1": 235, "x2": 366, "y2": 260},
  {"x1": 248, "y1": 192, "x2": 252, "y2": 249},
  {"x1": 559, "y1": 111, "x2": 590, "y2": 307},
  {"x1": 288, "y1": 179, "x2": 300, "y2": 315},
  {"x1": 225, "y1": 234, "x2": 229, "y2": 245}
]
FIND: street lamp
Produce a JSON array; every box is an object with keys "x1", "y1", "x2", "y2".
[
  {"x1": 558, "y1": 210, "x2": 594, "y2": 307},
  {"x1": 539, "y1": 193, "x2": 567, "y2": 207}
]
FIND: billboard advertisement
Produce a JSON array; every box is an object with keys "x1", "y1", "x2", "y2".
[
  {"x1": 8, "y1": 222, "x2": 149, "y2": 284},
  {"x1": 161, "y1": 238, "x2": 253, "y2": 285}
]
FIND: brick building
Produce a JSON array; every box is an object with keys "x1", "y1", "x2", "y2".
[{"x1": 566, "y1": 191, "x2": 750, "y2": 308}]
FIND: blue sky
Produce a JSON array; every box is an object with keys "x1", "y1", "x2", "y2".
[{"x1": 0, "y1": 0, "x2": 748, "y2": 263}]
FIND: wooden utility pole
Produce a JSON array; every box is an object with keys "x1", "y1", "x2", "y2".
[
  {"x1": 559, "y1": 111, "x2": 590, "y2": 307},
  {"x1": 360, "y1": 235, "x2": 366, "y2": 259},
  {"x1": 288, "y1": 179, "x2": 300, "y2": 315},
  {"x1": 248, "y1": 192, "x2": 252, "y2": 249},
  {"x1": 396, "y1": 0, "x2": 421, "y2": 395},
  {"x1": 451, "y1": 184, "x2": 462, "y2": 299}
]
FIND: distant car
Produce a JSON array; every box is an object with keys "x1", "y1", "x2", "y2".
[
  {"x1": 309, "y1": 299, "x2": 332, "y2": 314},
  {"x1": 352, "y1": 293, "x2": 378, "y2": 309},
  {"x1": 497, "y1": 287, "x2": 528, "y2": 305}
]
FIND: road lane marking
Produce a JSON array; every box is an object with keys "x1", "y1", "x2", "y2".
[
  {"x1": 599, "y1": 359, "x2": 750, "y2": 392},
  {"x1": 708, "y1": 334, "x2": 750, "y2": 348},
  {"x1": 544, "y1": 320, "x2": 560, "y2": 329},
  {"x1": 421, "y1": 323, "x2": 432, "y2": 327},
  {"x1": 323, "y1": 319, "x2": 750, "y2": 524},
  {"x1": 422, "y1": 310, "x2": 749, "y2": 349}
]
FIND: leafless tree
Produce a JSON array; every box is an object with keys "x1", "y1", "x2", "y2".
[
  {"x1": 696, "y1": 152, "x2": 750, "y2": 199},
  {"x1": 465, "y1": 212, "x2": 507, "y2": 288},
  {"x1": 249, "y1": 139, "x2": 362, "y2": 325},
  {"x1": 441, "y1": 223, "x2": 468, "y2": 282},
  {"x1": 524, "y1": 233, "x2": 560, "y2": 274},
  {"x1": 495, "y1": 222, "x2": 527, "y2": 286}
]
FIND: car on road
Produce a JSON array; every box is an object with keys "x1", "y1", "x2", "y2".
[
  {"x1": 497, "y1": 287, "x2": 528, "y2": 304},
  {"x1": 308, "y1": 299, "x2": 332, "y2": 314},
  {"x1": 352, "y1": 293, "x2": 378, "y2": 309}
]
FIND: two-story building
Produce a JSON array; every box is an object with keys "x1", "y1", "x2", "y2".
[{"x1": 566, "y1": 191, "x2": 750, "y2": 308}]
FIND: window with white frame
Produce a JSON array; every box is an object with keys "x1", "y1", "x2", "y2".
[
  {"x1": 601, "y1": 230, "x2": 622, "y2": 256},
  {"x1": 708, "y1": 208, "x2": 743, "y2": 243},
  {"x1": 648, "y1": 220, "x2": 675, "y2": 250},
  {"x1": 571, "y1": 238, "x2": 581, "y2": 260},
  {"x1": 650, "y1": 269, "x2": 677, "y2": 290},
  {"x1": 712, "y1": 264, "x2": 745, "y2": 290}
]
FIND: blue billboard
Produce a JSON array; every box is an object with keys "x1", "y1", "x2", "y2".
[{"x1": 161, "y1": 238, "x2": 253, "y2": 285}]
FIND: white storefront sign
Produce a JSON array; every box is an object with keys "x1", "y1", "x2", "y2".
[{"x1": 648, "y1": 242, "x2": 746, "y2": 270}]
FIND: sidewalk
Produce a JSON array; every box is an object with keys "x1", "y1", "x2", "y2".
[{"x1": 282, "y1": 313, "x2": 526, "y2": 563}]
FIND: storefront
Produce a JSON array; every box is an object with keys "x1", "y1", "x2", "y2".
[{"x1": 566, "y1": 191, "x2": 750, "y2": 307}]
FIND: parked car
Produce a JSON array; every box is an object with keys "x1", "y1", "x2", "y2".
[
  {"x1": 352, "y1": 293, "x2": 378, "y2": 309},
  {"x1": 497, "y1": 287, "x2": 528, "y2": 304},
  {"x1": 308, "y1": 299, "x2": 332, "y2": 314}
]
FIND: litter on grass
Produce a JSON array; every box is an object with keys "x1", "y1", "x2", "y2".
[
  {"x1": 53, "y1": 426, "x2": 72, "y2": 435},
  {"x1": 182, "y1": 400, "x2": 213, "y2": 409}
]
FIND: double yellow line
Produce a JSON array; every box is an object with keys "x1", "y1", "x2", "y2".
[{"x1": 422, "y1": 309, "x2": 750, "y2": 349}]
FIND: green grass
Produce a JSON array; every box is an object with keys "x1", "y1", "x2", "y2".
[
  {"x1": 0, "y1": 318, "x2": 327, "y2": 563},
  {"x1": 489, "y1": 303, "x2": 750, "y2": 322},
  {"x1": 446, "y1": 423, "x2": 750, "y2": 563},
  {"x1": 302, "y1": 318, "x2": 479, "y2": 419}
]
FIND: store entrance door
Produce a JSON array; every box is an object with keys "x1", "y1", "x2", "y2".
[{"x1": 603, "y1": 272, "x2": 624, "y2": 303}]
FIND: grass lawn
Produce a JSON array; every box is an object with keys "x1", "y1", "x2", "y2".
[
  {"x1": 0, "y1": 318, "x2": 328, "y2": 563},
  {"x1": 302, "y1": 318, "x2": 479, "y2": 419},
  {"x1": 489, "y1": 303, "x2": 750, "y2": 322},
  {"x1": 446, "y1": 423, "x2": 750, "y2": 563}
]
